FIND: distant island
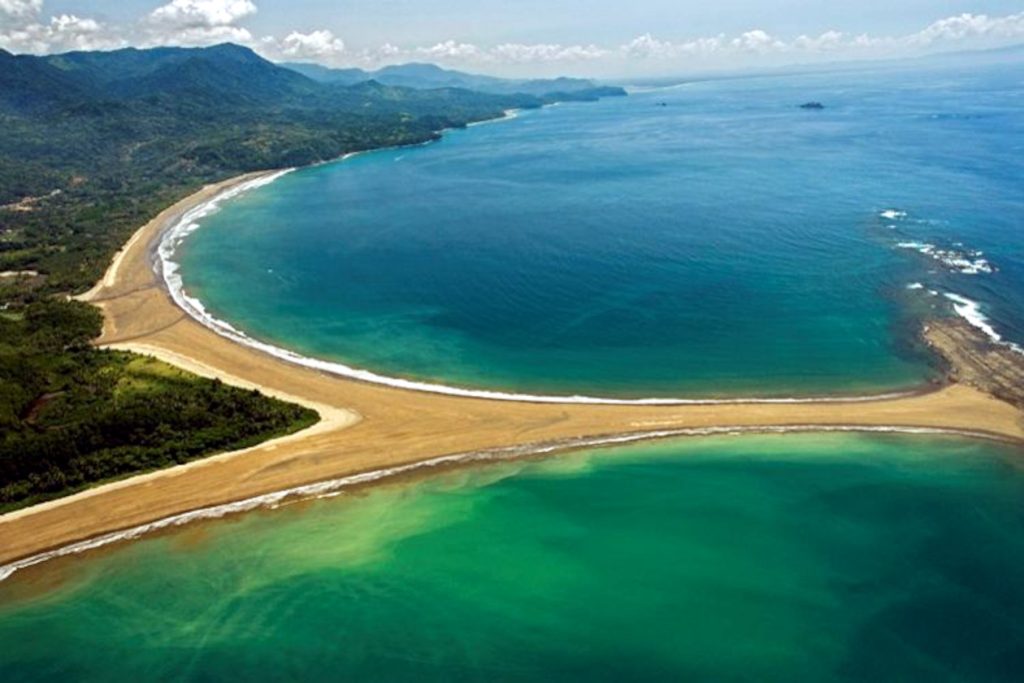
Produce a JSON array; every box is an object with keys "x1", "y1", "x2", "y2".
[{"x1": 799, "y1": 101, "x2": 826, "y2": 110}]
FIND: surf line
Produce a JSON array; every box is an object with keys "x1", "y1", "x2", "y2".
[{"x1": 0, "y1": 423, "x2": 1013, "y2": 583}]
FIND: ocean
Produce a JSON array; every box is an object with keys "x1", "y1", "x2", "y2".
[{"x1": 170, "y1": 59, "x2": 1024, "y2": 400}]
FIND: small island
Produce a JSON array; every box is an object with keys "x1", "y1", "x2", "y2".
[{"x1": 799, "y1": 101, "x2": 825, "y2": 110}]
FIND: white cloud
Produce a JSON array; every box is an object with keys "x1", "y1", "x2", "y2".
[
  {"x1": 622, "y1": 34, "x2": 680, "y2": 59},
  {"x1": 148, "y1": 0, "x2": 257, "y2": 29},
  {"x1": 50, "y1": 13, "x2": 100, "y2": 34},
  {"x1": 343, "y1": 39, "x2": 606, "y2": 68},
  {"x1": 630, "y1": 32, "x2": 819, "y2": 61},
  {"x1": 167, "y1": 24, "x2": 252, "y2": 47},
  {"x1": 0, "y1": 0, "x2": 40, "y2": 19},
  {"x1": 258, "y1": 29, "x2": 345, "y2": 62},
  {"x1": 284, "y1": 30, "x2": 344, "y2": 57},
  {"x1": 144, "y1": 0, "x2": 257, "y2": 47},
  {"x1": 607, "y1": 12, "x2": 1024, "y2": 72},
  {"x1": 907, "y1": 12, "x2": 1024, "y2": 46},
  {"x1": 491, "y1": 42, "x2": 607, "y2": 63},
  {"x1": 730, "y1": 29, "x2": 784, "y2": 52},
  {"x1": 0, "y1": 1, "x2": 262, "y2": 55},
  {"x1": 276, "y1": 12, "x2": 1024, "y2": 74},
  {"x1": 0, "y1": 13, "x2": 121, "y2": 53},
  {"x1": 376, "y1": 42, "x2": 401, "y2": 58},
  {"x1": 2, "y1": 6, "x2": 1024, "y2": 76},
  {"x1": 792, "y1": 30, "x2": 846, "y2": 52},
  {"x1": 677, "y1": 36, "x2": 726, "y2": 56},
  {"x1": 416, "y1": 39, "x2": 483, "y2": 60}
]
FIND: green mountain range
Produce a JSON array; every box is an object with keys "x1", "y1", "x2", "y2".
[
  {"x1": 0, "y1": 44, "x2": 624, "y2": 210},
  {"x1": 1, "y1": 44, "x2": 624, "y2": 117},
  {"x1": 282, "y1": 60, "x2": 624, "y2": 99}
]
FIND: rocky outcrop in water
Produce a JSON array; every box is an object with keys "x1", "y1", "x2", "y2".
[{"x1": 924, "y1": 318, "x2": 1024, "y2": 409}]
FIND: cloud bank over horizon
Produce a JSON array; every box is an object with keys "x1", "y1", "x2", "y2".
[{"x1": 1, "y1": 1, "x2": 1023, "y2": 77}]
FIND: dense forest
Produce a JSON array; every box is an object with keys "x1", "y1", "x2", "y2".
[
  {"x1": 0, "y1": 299, "x2": 318, "y2": 511},
  {"x1": 0, "y1": 43, "x2": 625, "y2": 509}
]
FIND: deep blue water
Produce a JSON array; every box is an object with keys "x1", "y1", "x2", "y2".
[{"x1": 178, "y1": 59, "x2": 1024, "y2": 398}]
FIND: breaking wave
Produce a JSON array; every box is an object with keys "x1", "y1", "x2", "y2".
[{"x1": 944, "y1": 292, "x2": 1024, "y2": 355}]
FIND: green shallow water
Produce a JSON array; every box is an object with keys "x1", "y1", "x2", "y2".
[{"x1": 1, "y1": 433, "x2": 1022, "y2": 681}]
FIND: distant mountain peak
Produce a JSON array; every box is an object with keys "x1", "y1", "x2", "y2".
[{"x1": 201, "y1": 42, "x2": 267, "y2": 61}]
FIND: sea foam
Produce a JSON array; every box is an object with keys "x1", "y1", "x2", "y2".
[
  {"x1": 943, "y1": 292, "x2": 1024, "y2": 355},
  {"x1": 896, "y1": 240, "x2": 993, "y2": 275}
]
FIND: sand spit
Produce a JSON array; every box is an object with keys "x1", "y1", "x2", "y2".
[{"x1": 2, "y1": 172, "x2": 1022, "y2": 574}]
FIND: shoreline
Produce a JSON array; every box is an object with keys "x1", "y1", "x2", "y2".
[
  {"x1": 2, "y1": 168, "x2": 1023, "y2": 581},
  {"x1": 3, "y1": 422, "x2": 1017, "y2": 582}
]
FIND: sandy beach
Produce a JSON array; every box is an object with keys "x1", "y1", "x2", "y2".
[{"x1": 2, "y1": 171, "x2": 1022, "y2": 572}]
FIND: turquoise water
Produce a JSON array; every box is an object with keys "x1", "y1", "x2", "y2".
[
  {"x1": 1, "y1": 433, "x2": 1023, "y2": 681},
  {"x1": 176, "y1": 60, "x2": 1024, "y2": 398}
]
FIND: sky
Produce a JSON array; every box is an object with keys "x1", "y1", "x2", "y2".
[{"x1": 2, "y1": 1, "x2": 1024, "y2": 77}]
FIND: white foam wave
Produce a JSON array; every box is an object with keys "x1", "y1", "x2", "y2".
[
  {"x1": 896, "y1": 240, "x2": 993, "y2": 275},
  {"x1": 156, "y1": 176, "x2": 921, "y2": 406},
  {"x1": 0, "y1": 424, "x2": 1007, "y2": 583},
  {"x1": 880, "y1": 209, "x2": 908, "y2": 220},
  {"x1": 467, "y1": 108, "x2": 521, "y2": 127},
  {"x1": 905, "y1": 283, "x2": 938, "y2": 296},
  {"x1": 158, "y1": 169, "x2": 295, "y2": 290},
  {"x1": 943, "y1": 293, "x2": 1024, "y2": 355}
]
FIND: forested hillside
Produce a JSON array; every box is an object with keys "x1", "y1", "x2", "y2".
[
  {"x1": 0, "y1": 44, "x2": 574, "y2": 289},
  {"x1": 0, "y1": 299, "x2": 318, "y2": 511},
  {"x1": 0, "y1": 42, "x2": 624, "y2": 509},
  {"x1": 283, "y1": 59, "x2": 629, "y2": 99}
]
